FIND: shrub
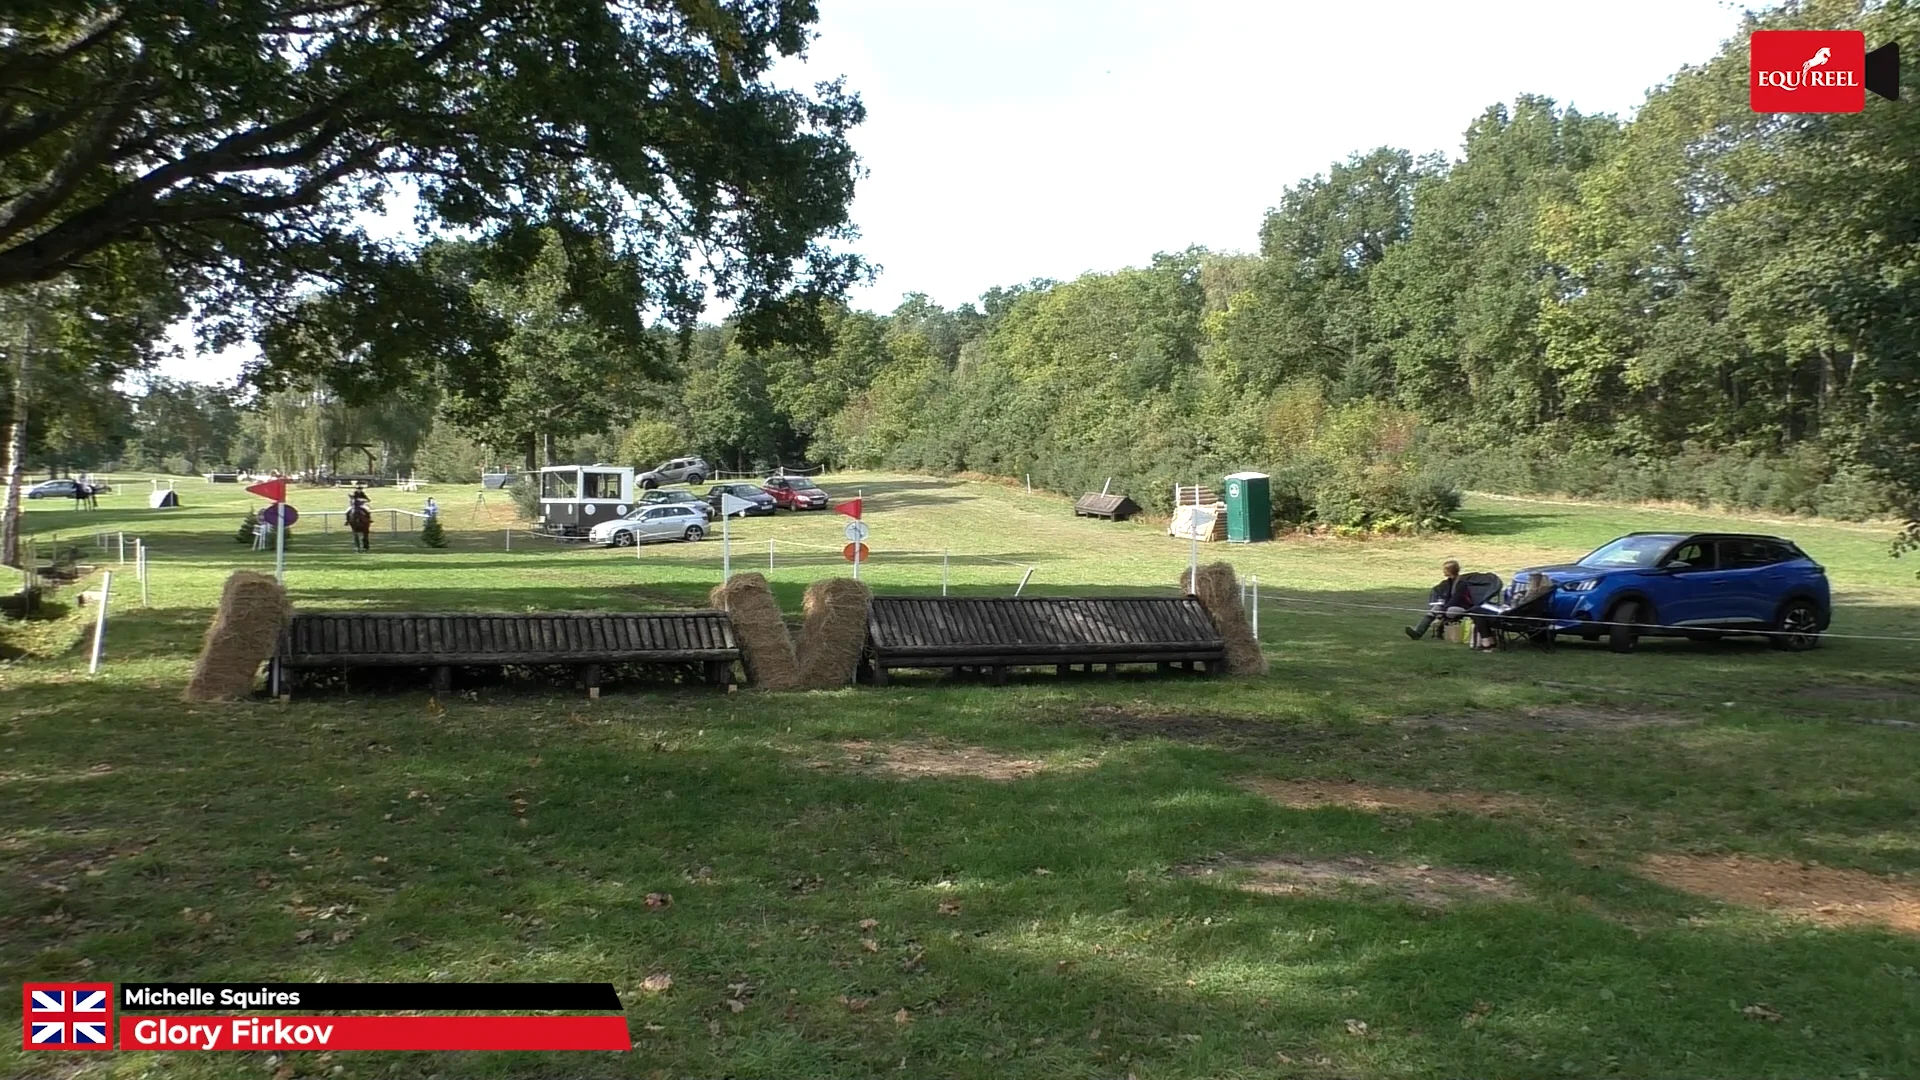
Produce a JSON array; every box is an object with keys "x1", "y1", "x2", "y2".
[
  {"x1": 236, "y1": 509, "x2": 259, "y2": 544},
  {"x1": 1258, "y1": 385, "x2": 1462, "y2": 534},
  {"x1": 507, "y1": 477, "x2": 540, "y2": 521},
  {"x1": 420, "y1": 515, "x2": 448, "y2": 548}
]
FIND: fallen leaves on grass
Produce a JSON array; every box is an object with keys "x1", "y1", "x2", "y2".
[
  {"x1": 858, "y1": 918, "x2": 878, "y2": 930},
  {"x1": 645, "y1": 892, "x2": 672, "y2": 909},
  {"x1": 723, "y1": 998, "x2": 746, "y2": 1013},
  {"x1": 837, "y1": 740, "x2": 1076, "y2": 781},
  {"x1": 839, "y1": 995, "x2": 871, "y2": 1012},
  {"x1": 1344, "y1": 1019, "x2": 1370, "y2": 1037},
  {"x1": 1180, "y1": 856, "x2": 1524, "y2": 907},
  {"x1": 639, "y1": 974, "x2": 672, "y2": 994},
  {"x1": 860, "y1": 938, "x2": 879, "y2": 953},
  {"x1": 1463, "y1": 1001, "x2": 1493, "y2": 1028},
  {"x1": 1742, "y1": 1003, "x2": 1785, "y2": 1022},
  {"x1": 937, "y1": 899, "x2": 961, "y2": 917},
  {"x1": 894, "y1": 1008, "x2": 912, "y2": 1025},
  {"x1": 1238, "y1": 777, "x2": 1533, "y2": 816}
]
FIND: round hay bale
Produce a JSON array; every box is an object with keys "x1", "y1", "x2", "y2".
[
  {"x1": 709, "y1": 572, "x2": 800, "y2": 690},
  {"x1": 1184, "y1": 562, "x2": 1267, "y2": 676},
  {"x1": 795, "y1": 578, "x2": 872, "y2": 689},
  {"x1": 184, "y1": 570, "x2": 292, "y2": 701}
]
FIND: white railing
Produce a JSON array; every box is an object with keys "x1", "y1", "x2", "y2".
[{"x1": 309, "y1": 508, "x2": 432, "y2": 534}]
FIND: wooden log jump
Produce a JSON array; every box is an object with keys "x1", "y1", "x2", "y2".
[
  {"x1": 860, "y1": 597, "x2": 1227, "y2": 685},
  {"x1": 270, "y1": 611, "x2": 740, "y2": 698}
]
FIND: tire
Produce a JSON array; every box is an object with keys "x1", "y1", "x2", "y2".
[
  {"x1": 686, "y1": 473, "x2": 704, "y2": 485},
  {"x1": 1770, "y1": 598, "x2": 1823, "y2": 651},
  {"x1": 1608, "y1": 600, "x2": 1643, "y2": 654},
  {"x1": 611, "y1": 530, "x2": 635, "y2": 548},
  {"x1": 640, "y1": 478, "x2": 657, "y2": 490},
  {"x1": 683, "y1": 525, "x2": 704, "y2": 542}
]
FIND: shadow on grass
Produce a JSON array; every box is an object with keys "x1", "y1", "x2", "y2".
[{"x1": 4, "y1": 697, "x2": 1917, "y2": 1079}]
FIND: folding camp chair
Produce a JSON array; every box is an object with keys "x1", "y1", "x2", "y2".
[{"x1": 1468, "y1": 574, "x2": 1559, "y2": 651}]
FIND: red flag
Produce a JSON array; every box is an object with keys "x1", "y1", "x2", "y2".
[
  {"x1": 833, "y1": 498, "x2": 862, "y2": 520},
  {"x1": 245, "y1": 478, "x2": 287, "y2": 502}
]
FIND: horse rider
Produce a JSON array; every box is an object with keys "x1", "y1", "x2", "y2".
[{"x1": 347, "y1": 485, "x2": 373, "y2": 551}]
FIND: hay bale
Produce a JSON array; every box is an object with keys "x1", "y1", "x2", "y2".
[
  {"x1": 709, "y1": 573, "x2": 799, "y2": 690},
  {"x1": 794, "y1": 578, "x2": 872, "y2": 689},
  {"x1": 184, "y1": 571, "x2": 292, "y2": 701},
  {"x1": 1184, "y1": 562, "x2": 1268, "y2": 675}
]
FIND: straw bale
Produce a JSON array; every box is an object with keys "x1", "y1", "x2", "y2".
[
  {"x1": 795, "y1": 578, "x2": 872, "y2": 689},
  {"x1": 709, "y1": 573, "x2": 800, "y2": 690},
  {"x1": 1185, "y1": 562, "x2": 1268, "y2": 675},
  {"x1": 184, "y1": 571, "x2": 292, "y2": 701}
]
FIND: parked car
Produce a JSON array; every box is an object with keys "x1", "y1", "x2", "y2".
[
  {"x1": 589, "y1": 504, "x2": 708, "y2": 547},
  {"x1": 25, "y1": 479, "x2": 83, "y2": 499},
  {"x1": 636, "y1": 456, "x2": 710, "y2": 489},
  {"x1": 761, "y1": 475, "x2": 830, "y2": 511},
  {"x1": 703, "y1": 483, "x2": 777, "y2": 517},
  {"x1": 1504, "y1": 532, "x2": 1830, "y2": 652},
  {"x1": 638, "y1": 489, "x2": 714, "y2": 519}
]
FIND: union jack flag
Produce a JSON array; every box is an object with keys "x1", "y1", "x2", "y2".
[{"x1": 22, "y1": 983, "x2": 113, "y2": 1051}]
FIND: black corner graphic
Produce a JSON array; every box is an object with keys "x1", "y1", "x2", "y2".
[{"x1": 1866, "y1": 41, "x2": 1899, "y2": 101}]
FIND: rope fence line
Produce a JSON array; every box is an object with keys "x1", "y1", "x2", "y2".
[{"x1": 1239, "y1": 589, "x2": 1920, "y2": 645}]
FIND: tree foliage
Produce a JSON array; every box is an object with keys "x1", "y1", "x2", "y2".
[{"x1": 0, "y1": 1, "x2": 865, "y2": 355}]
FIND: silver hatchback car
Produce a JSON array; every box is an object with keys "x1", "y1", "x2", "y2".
[
  {"x1": 636, "y1": 456, "x2": 710, "y2": 489},
  {"x1": 589, "y1": 504, "x2": 708, "y2": 547}
]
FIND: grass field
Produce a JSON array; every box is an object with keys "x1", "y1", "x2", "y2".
[{"x1": 4, "y1": 472, "x2": 1919, "y2": 1079}]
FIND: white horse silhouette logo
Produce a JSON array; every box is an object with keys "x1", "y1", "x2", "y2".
[{"x1": 1803, "y1": 47, "x2": 1832, "y2": 75}]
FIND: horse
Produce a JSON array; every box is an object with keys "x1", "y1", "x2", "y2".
[{"x1": 346, "y1": 503, "x2": 373, "y2": 551}]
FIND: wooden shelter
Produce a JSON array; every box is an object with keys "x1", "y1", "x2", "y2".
[{"x1": 1074, "y1": 492, "x2": 1140, "y2": 520}]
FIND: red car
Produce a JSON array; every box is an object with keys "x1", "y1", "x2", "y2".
[{"x1": 761, "y1": 475, "x2": 830, "y2": 510}]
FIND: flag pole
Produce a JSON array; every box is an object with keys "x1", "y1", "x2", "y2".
[
  {"x1": 274, "y1": 501, "x2": 286, "y2": 583},
  {"x1": 721, "y1": 509, "x2": 731, "y2": 580}
]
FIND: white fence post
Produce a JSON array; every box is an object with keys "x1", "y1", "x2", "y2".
[
  {"x1": 117, "y1": 532, "x2": 125, "y2": 564},
  {"x1": 1015, "y1": 567, "x2": 1035, "y2": 596},
  {"x1": 768, "y1": 538, "x2": 774, "y2": 571},
  {"x1": 140, "y1": 545, "x2": 150, "y2": 608},
  {"x1": 942, "y1": 550, "x2": 949, "y2": 596},
  {"x1": 505, "y1": 527, "x2": 511, "y2": 551},
  {"x1": 88, "y1": 571, "x2": 112, "y2": 674},
  {"x1": 1251, "y1": 575, "x2": 1259, "y2": 638}
]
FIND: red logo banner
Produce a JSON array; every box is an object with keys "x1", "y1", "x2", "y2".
[{"x1": 1750, "y1": 30, "x2": 1865, "y2": 113}]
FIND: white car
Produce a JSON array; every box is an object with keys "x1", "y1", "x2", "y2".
[{"x1": 589, "y1": 504, "x2": 707, "y2": 547}]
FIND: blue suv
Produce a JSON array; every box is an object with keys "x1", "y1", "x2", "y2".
[{"x1": 1504, "y1": 532, "x2": 1830, "y2": 652}]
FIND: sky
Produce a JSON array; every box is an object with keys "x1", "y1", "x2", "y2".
[{"x1": 161, "y1": 0, "x2": 1750, "y2": 383}]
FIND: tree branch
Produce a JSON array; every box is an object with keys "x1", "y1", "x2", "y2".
[
  {"x1": 0, "y1": 9, "x2": 129, "y2": 96},
  {"x1": 0, "y1": 63, "x2": 150, "y2": 247}
]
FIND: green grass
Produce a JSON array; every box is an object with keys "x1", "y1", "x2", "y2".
[{"x1": 4, "y1": 473, "x2": 1919, "y2": 1079}]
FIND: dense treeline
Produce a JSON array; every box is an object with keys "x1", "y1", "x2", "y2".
[
  {"x1": 665, "y1": 0, "x2": 1920, "y2": 529},
  {"x1": 17, "y1": 1, "x2": 1919, "y2": 549}
]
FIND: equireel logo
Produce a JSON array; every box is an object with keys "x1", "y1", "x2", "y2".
[{"x1": 1750, "y1": 30, "x2": 1899, "y2": 113}]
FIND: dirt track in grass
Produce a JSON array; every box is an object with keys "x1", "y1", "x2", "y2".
[{"x1": 1642, "y1": 853, "x2": 1920, "y2": 934}]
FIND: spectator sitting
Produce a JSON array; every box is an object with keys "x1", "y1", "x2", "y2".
[{"x1": 1405, "y1": 559, "x2": 1471, "y2": 640}]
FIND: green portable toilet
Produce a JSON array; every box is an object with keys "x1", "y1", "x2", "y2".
[{"x1": 1222, "y1": 471, "x2": 1272, "y2": 543}]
